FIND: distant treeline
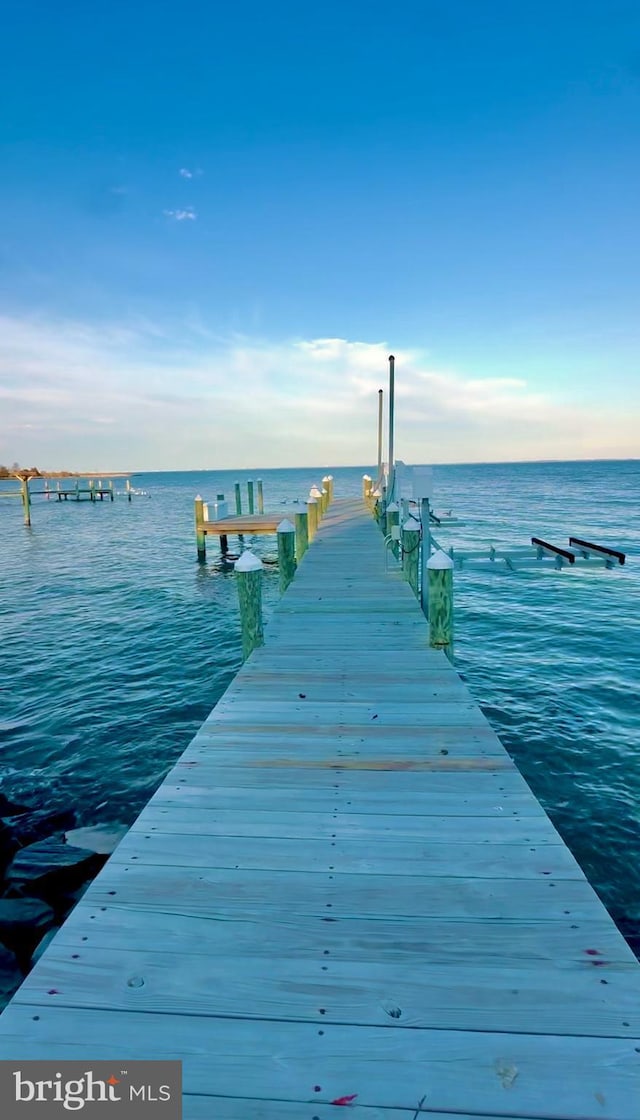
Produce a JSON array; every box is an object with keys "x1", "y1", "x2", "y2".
[
  {"x1": 0, "y1": 465, "x2": 40, "y2": 478},
  {"x1": 0, "y1": 466, "x2": 78, "y2": 479}
]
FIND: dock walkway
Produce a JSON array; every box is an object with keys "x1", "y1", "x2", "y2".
[{"x1": 1, "y1": 498, "x2": 639, "y2": 1118}]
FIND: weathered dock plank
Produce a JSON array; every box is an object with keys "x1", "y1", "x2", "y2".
[
  {"x1": 0, "y1": 1008, "x2": 638, "y2": 1119},
  {"x1": 0, "y1": 496, "x2": 638, "y2": 1120}
]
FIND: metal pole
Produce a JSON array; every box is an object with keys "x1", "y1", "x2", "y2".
[
  {"x1": 387, "y1": 355, "x2": 395, "y2": 501},
  {"x1": 377, "y1": 388, "x2": 384, "y2": 482}
]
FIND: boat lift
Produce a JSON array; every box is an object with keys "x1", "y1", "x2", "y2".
[{"x1": 429, "y1": 531, "x2": 627, "y2": 573}]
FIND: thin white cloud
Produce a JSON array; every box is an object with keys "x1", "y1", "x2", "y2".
[
  {"x1": 163, "y1": 207, "x2": 197, "y2": 222},
  {"x1": 0, "y1": 317, "x2": 637, "y2": 470},
  {"x1": 178, "y1": 168, "x2": 193, "y2": 179}
]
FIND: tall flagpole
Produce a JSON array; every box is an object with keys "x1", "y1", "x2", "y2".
[
  {"x1": 377, "y1": 388, "x2": 384, "y2": 483},
  {"x1": 388, "y1": 354, "x2": 395, "y2": 500}
]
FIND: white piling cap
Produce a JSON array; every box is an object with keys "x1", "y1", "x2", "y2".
[
  {"x1": 195, "y1": 494, "x2": 202, "y2": 500},
  {"x1": 309, "y1": 485, "x2": 322, "y2": 498},
  {"x1": 307, "y1": 496, "x2": 318, "y2": 504},
  {"x1": 403, "y1": 516, "x2": 420, "y2": 531},
  {"x1": 234, "y1": 550, "x2": 264, "y2": 572},
  {"x1": 277, "y1": 518, "x2": 295, "y2": 533},
  {"x1": 386, "y1": 501, "x2": 399, "y2": 512},
  {"x1": 371, "y1": 488, "x2": 382, "y2": 498},
  {"x1": 427, "y1": 549, "x2": 454, "y2": 570}
]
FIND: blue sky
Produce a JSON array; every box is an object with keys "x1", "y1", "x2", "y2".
[{"x1": 1, "y1": 0, "x2": 639, "y2": 469}]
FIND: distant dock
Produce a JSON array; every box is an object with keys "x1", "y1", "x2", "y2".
[
  {"x1": 0, "y1": 472, "x2": 136, "y2": 525},
  {"x1": 0, "y1": 489, "x2": 638, "y2": 1118}
]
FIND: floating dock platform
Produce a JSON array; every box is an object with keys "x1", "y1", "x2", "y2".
[{"x1": 0, "y1": 497, "x2": 638, "y2": 1118}]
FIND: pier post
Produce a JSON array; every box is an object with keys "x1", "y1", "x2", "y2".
[
  {"x1": 427, "y1": 550, "x2": 454, "y2": 661},
  {"x1": 401, "y1": 516, "x2": 421, "y2": 598},
  {"x1": 386, "y1": 501, "x2": 400, "y2": 558},
  {"x1": 109, "y1": 480, "x2": 114, "y2": 502},
  {"x1": 234, "y1": 482, "x2": 242, "y2": 515},
  {"x1": 322, "y1": 476, "x2": 331, "y2": 507},
  {"x1": 371, "y1": 487, "x2": 381, "y2": 522},
  {"x1": 126, "y1": 479, "x2": 132, "y2": 502},
  {"x1": 310, "y1": 485, "x2": 323, "y2": 520},
  {"x1": 235, "y1": 551, "x2": 264, "y2": 660},
  {"x1": 379, "y1": 485, "x2": 388, "y2": 536},
  {"x1": 277, "y1": 519, "x2": 297, "y2": 593},
  {"x1": 44, "y1": 480, "x2": 50, "y2": 501},
  {"x1": 194, "y1": 495, "x2": 206, "y2": 562},
  {"x1": 419, "y1": 498, "x2": 432, "y2": 618},
  {"x1": 89, "y1": 480, "x2": 95, "y2": 503},
  {"x1": 257, "y1": 479, "x2": 264, "y2": 514},
  {"x1": 56, "y1": 481, "x2": 61, "y2": 501},
  {"x1": 327, "y1": 475, "x2": 334, "y2": 503},
  {"x1": 247, "y1": 480, "x2": 255, "y2": 514},
  {"x1": 294, "y1": 511, "x2": 309, "y2": 562},
  {"x1": 98, "y1": 479, "x2": 103, "y2": 501},
  {"x1": 20, "y1": 477, "x2": 31, "y2": 527},
  {"x1": 216, "y1": 493, "x2": 229, "y2": 556},
  {"x1": 307, "y1": 497, "x2": 318, "y2": 541}
]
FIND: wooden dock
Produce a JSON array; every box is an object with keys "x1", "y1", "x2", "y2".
[{"x1": 1, "y1": 497, "x2": 639, "y2": 1118}]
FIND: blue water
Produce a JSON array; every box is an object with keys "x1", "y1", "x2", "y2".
[{"x1": 1, "y1": 461, "x2": 639, "y2": 950}]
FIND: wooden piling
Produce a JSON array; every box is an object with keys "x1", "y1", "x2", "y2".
[
  {"x1": 20, "y1": 477, "x2": 31, "y2": 527},
  {"x1": 379, "y1": 484, "x2": 387, "y2": 536},
  {"x1": 307, "y1": 497, "x2": 318, "y2": 541},
  {"x1": 194, "y1": 495, "x2": 206, "y2": 562},
  {"x1": 257, "y1": 479, "x2": 264, "y2": 514},
  {"x1": 277, "y1": 518, "x2": 297, "y2": 594},
  {"x1": 386, "y1": 501, "x2": 400, "y2": 558},
  {"x1": 294, "y1": 511, "x2": 309, "y2": 562},
  {"x1": 322, "y1": 476, "x2": 331, "y2": 508},
  {"x1": 109, "y1": 480, "x2": 114, "y2": 502},
  {"x1": 402, "y1": 516, "x2": 421, "y2": 598},
  {"x1": 310, "y1": 485, "x2": 323, "y2": 520},
  {"x1": 427, "y1": 549, "x2": 454, "y2": 661},
  {"x1": 234, "y1": 482, "x2": 242, "y2": 515},
  {"x1": 235, "y1": 551, "x2": 264, "y2": 660},
  {"x1": 247, "y1": 480, "x2": 255, "y2": 515},
  {"x1": 89, "y1": 480, "x2": 95, "y2": 503},
  {"x1": 419, "y1": 497, "x2": 432, "y2": 619},
  {"x1": 126, "y1": 479, "x2": 132, "y2": 502},
  {"x1": 371, "y1": 486, "x2": 381, "y2": 523}
]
